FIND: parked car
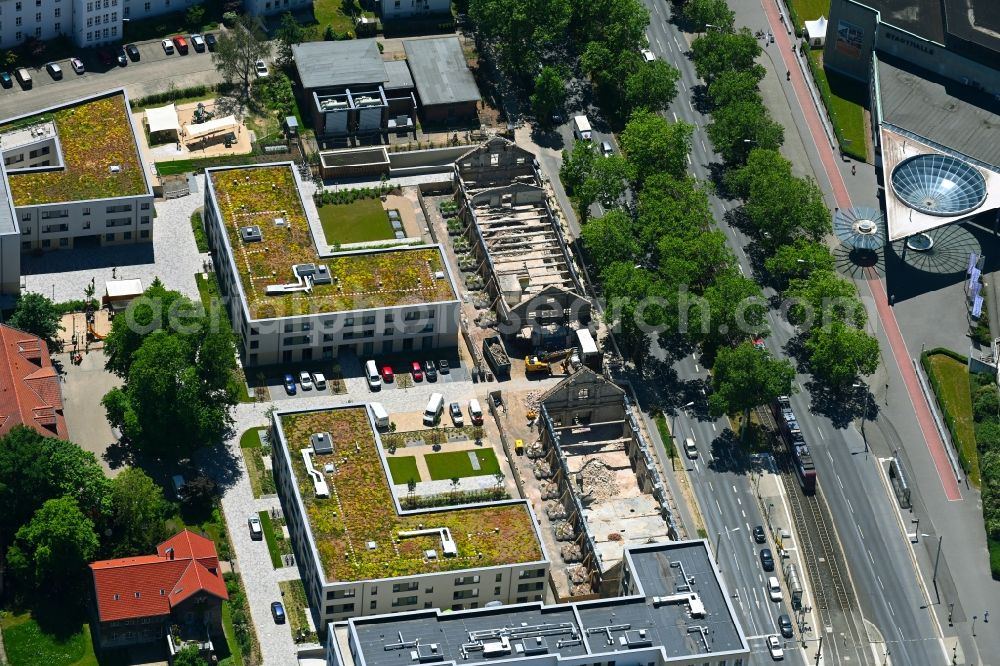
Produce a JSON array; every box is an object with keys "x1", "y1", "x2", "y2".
[
  {"x1": 283, "y1": 373, "x2": 296, "y2": 395},
  {"x1": 0, "y1": 71, "x2": 11, "y2": 88},
  {"x1": 312, "y1": 372, "x2": 327, "y2": 390},
  {"x1": 70, "y1": 57, "x2": 85, "y2": 74},
  {"x1": 204, "y1": 32, "x2": 217, "y2": 51},
  {"x1": 46, "y1": 62, "x2": 63, "y2": 80},
  {"x1": 767, "y1": 576, "x2": 783, "y2": 602},
  {"x1": 116, "y1": 47, "x2": 128, "y2": 66},
  {"x1": 411, "y1": 361, "x2": 423, "y2": 382},
  {"x1": 254, "y1": 59, "x2": 269, "y2": 77},
  {"x1": 381, "y1": 365, "x2": 394, "y2": 383},
  {"x1": 439, "y1": 359, "x2": 450, "y2": 374},
  {"x1": 161, "y1": 39, "x2": 175, "y2": 54},
  {"x1": 753, "y1": 337, "x2": 767, "y2": 350},
  {"x1": 173, "y1": 35, "x2": 189, "y2": 54},
  {"x1": 14, "y1": 67, "x2": 30, "y2": 88},
  {"x1": 248, "y1": 516, "x2": 263, "y2": 540},
  {"x1": 271, "y1": 601, "x2": 286, "y2": 624},
  {"x1": 190, "y1": 33, "x2": 206, "y2": 52},
  {"x1": 767, "y1": 635, "x2": 784, "y2": 660},
  {"x1": 424, "y1": 360, "x2": 437, "y2": 381},
  {"x1": 600, "y1": 140, "x2": 614, "y2": 157},
  {"x1": 98, "y1": 47, "x2": 115, "y2": 65},
  {"x1": 684, "y1": 437, "x2": 698, "y2": 459},
  {"x1": 299, "y1": 371, "x2": 314, "y2": 391},
  {"x1": 760, "y1": 547, "x2": 775, "y2": 572},
  {"x1": 778, "y1": 614, "x2": 794, "y2": 639},
  {"x1": 125, "y1": 43, "x2": 140, "y2": 61},
  {"x1": 753, "y1": 525, "x2": 766, "y2": 543},
  {"x1": 450, "y1": 402, "x2": 464, "y2": 426},
  {"x1": 641, "y1": 48, "x2": 656, "y2": 62}
]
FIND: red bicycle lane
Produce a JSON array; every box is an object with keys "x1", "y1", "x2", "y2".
[{"x1": 757, "y1": 0, "x2": 962, "y2": 501}]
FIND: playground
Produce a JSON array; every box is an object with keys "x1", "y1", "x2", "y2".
[{"x1": 58, "y1": 309, "x2": 112, "y2": 352}]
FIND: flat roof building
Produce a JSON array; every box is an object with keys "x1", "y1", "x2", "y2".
[
  {"x1": 326, "y1": 540, "x2": 750, "y2": 666},
  {"x1": 201, "y1": 163, "x2": 460, "y2": 365},
  {"x1": 269, "y1": 404, "x2": 549, "y2": 630},
  {"x1": 403, "y1": 37, "x2": 481, "y2": 124}
]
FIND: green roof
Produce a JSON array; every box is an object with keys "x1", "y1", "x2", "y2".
[
  {"x1": 2, "y1": 92, "x2": 147, "y2": 206},
  {"x1": 209, "y1": 165, "x2": 456, "y2": 318},
  {"x1": 278, "y1": 407, "x2": 543, "y2": 582}
]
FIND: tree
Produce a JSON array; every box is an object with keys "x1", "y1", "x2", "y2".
[
  {"x1": 689, "y1": 269, "x2": 766, "y2": 350},
  {"x1": 185, "y1": 3, "x2": 205, "y2": 27},
  {"x1": 8, "y1": 292, "x2": 63, "y2": 351},
  {"x1": 682, "y1": 0, "x2": 735, "y2": 31},
  {"x1": 707, "y1": 68, "x2": 765, "y2": 109},
  {"x1": 469, "y1": 0, "x2": 571, "y2": 77},
  {"x1": 742, "y1": 170, "x2": 830, "y2": 247},
  {"x1": 102, "y1": 279, "x2": 188, "y2": 378},
  {"x1": 0, "y1": 426, "x2": 109, "y2": 543},
  {"x1": 706, "y1": 98, "x2": 785, "y2": 164},
  {"x1": 275, "y1": 12, "x2": 306, "y2": 68},
  {"x1": 624, "y1": 60, "x2": 681, "y2": 113},
  {"x1": 638, "y1": 173, "x2": 714, "y2": 248},
  {"x1": 581, "y1": 154, "x2": 633, "y2": 211},
  {"x1": 619, "y1": 110, "x2": 694, "y2": 183},
  {"x1": 709, "y1": 342, "x2": 795, "y2": 438},
  {"x1": 765, "y1": 239, "x2": 836, "y2": 286},
  {"x1": 980, "y1": 450, "x2": 1000, "y2": 538},
  {"x1": 559, "y1": 140, "x2": 598, "y2": 196},
  {"x1": 657, "y1": 229, "x2": 734, "y2": 292},
  {"x1": 785, "y1": 270, "x2": 865, "y2": 329},
  {"x1": 691, "y1": 28, "x2": 762, "y2": 83},
  {"x1": 580, "y1": 210, "x2": 641, "y2": 270},
  {"x1": 260, "y1": 73, "x2": 296, "y2": 118},
  {"x1": 105, "y1": 468, "x2": 167, "y2": 557},
  {"x1": 804, "y1": 322, "x2": 879, "y2": 387},
  {"x1": 600, "y1": 262, "x2": 665, "y2": 364},
  {"x1": 6, "y1": 496, "x2": 99, "y2": 591},
  {"x1": 174, "y1": 645, "x2": 209, "y2": 666},
  {"x1": 211, "y1": 13, "x2": 270, "y2": 108},
  {"x1": 530, "y1": 66, "x2": 567, "y2": 122},
  {"x1": 724, "y1": 148, "x2": 792, "y2": 200}
]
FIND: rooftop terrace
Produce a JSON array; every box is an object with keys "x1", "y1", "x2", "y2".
[
  {"x1": 276, "y1": 407, "x2": 543, "y2": 582},
  {"x1": 1, "y1": 91, "x2": 148, "y2": 206},
  {"x1": 208, "y1": 165, "x2": 455, "y2": 318}
]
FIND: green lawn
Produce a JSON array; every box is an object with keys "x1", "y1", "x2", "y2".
[
  {"x1": 312, "y1": 0, "x2": 364, "y2": 34},
  {"x1": 653, "y1": 413, "x2": 675, "y2": 460},
  {"x1": 278, "y1": 579, "x2": 317, "y2": 643},
  {"x1": 219, "y1": 602, "x2": 244, "y2": 666},
  {"x1": 0, "y1": 613, "x2": 98, "y2": 666},
  {"x1": 924, "y1": 352, "x2": 979, "y2": 486},
  {"x1": 191, "y1": 211, "x2": 209, "y2": 253},
  {"x1": 318, "y1": 199, "x2": 394, "y2": 245},
  {"x1": 258, "y1": 510, "x2": 283, "y2": 569},
  {"x1": 425, "y1": 449, "x2": 500, "y2": 481},
  {"x1": 806, "y1": 49, "x2": 868, "y2": 162},
  {"x1": 787, "y1": 0, "x2": 829, "y2": 30},
  {"x1": 387, "y1": 455, "x2": 421, "y2": 484}
]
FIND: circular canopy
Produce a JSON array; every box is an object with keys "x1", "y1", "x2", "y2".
[
  {"x1": 835, "y1": 207, "x2": 885, "y2": 250},
  {"x1": 890, "y1": 154, "x2": 986, "y2": 217}
]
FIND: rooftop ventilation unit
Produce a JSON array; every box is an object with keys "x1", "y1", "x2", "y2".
[
  {"x1": 301, "y1": 449, "x2": 329, "y2": 498},
  {"x1": 240, "y1": 225, "x2": 263, "y2": 243},
  {"x1": 621, "y1": 630, "x2": 652, "y2": 648},
  {"x1": 415, "y1": 643, "x2": 444, "y2": 663},
  {"x1": 109, "y1": 165, "x2": 121, "y2": 173},
  {"x1": 521, "y1": 637, "x2": 548, "y2": 655},
  {"x1": 355, "y1": 96, "x2": 381, "y2": 107},
  {"x1": 482, "y1": 637, "x2": 511, "y2": 658},
  {"x1": 652, "y1": 593, "x2": 705, "y2": 618},
  {"x1": 311, "y1": 431, "x2": 333, "y2": 455},
  {"x1": 320, "y1": 99, "x2": 349, "y2": 111},
  {"x1": 367, "y1": 541, "x2": 377, "y2": 551},
  {"x1": 425, "y1": 549, "x2": 438, "y2": 560},
  {"x1": 273, "y1": 217, "x2": 286, "y2": 227}
]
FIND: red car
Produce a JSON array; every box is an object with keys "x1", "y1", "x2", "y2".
[
  {"x1": 173, "y1": 35, "x2": 189, "y2": 54},
  {"x1": 411, "y1": 361, "x2": 424, "y2": 382},
  {"x1": 381, "y1": 365, "x2": 394, "y2": 383}
]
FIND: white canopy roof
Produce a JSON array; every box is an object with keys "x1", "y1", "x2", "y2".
[
  {"x1": 184, "y1": 115, "x2": 238, "y2": 139},
  {"x1": 146, "y1": 104, "x2": 180, "y2": 134},
  {"x1": 105, "y1": 279, "x2": 143, "y2": 299},
  {"x1": 805, "y1": 16, "x2": 828, "y2": 41}
]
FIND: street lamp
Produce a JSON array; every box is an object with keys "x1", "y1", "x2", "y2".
[{"x1": 972, "y1": 614, "x2": 977, "y2": 636}]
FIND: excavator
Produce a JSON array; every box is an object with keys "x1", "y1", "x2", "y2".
[{"x1": 524, "y1": 356, "x2": 550, "y2": 373}]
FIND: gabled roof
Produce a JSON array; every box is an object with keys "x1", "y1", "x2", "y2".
[
  {"x1": 90, "y1": 530, "x2": 228, "y2": 623},
  {"x1": 540, "y1": 367, "x2": 624, "y2": 405},
  {"x1": 0, "y1": 324, "x2": 66, "y2": 439}
]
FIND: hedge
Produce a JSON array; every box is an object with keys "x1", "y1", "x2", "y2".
[{"x1": 920, "y1": 349, "x2": 977, "y2": 484}]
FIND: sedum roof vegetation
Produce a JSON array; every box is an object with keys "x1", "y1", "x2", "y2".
[
  {"x1": 280, "y1": 407, "x2": 543, "y2": 582},
  {"x1": 3, "y1": 93, "x2": 147, "y2": 206},
  {"x1": 209, "y1": 165, "x2": 455, "y2": 318}
]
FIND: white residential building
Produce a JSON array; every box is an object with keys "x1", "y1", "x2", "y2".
[{"x1": 379, "y1": 0, "x2": 449, "y2": 21}]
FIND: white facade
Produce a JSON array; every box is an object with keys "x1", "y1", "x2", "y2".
[
  {"x1": 71, "y1": 0, "x2": 119, "y2": 47},
  {"x1": 243, "y1": 0, "x2": 310, "y2": 17},
  {"x1": 379, "y1": 0, "x2": 449, "y2": 20},
  {"x1": 0, "y1": 0, "x2": 69, "y2": 48}
]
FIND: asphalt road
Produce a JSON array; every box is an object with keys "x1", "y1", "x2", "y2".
[
  {"x1": 636, "y1": 3, "x2": 945, "y2": 665},
  {"x1": 0, "y1": 36, "x2": 224, "y2": 117}
]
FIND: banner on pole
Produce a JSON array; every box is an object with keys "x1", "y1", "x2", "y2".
[
  {"x1": 969, "y1": 252, "x2": 978, "y2": 275},
  {"x1": 973, "y1": 295, "x2": 984, "y2": 319},
  {"x1": 970, "y1": 267, "x2": 981, "y2": 291}
]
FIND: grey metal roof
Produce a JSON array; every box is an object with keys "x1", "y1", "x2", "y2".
[
  {"x1": 341, "y1": 542, "x2": 746, "y2": 666},
  {"x1": 854, "y1": 0, "x2": 944, "y2": 43},
  {"x1": 292, "y1": 40, "x2": 388, "y2": 90},
  {"x1": 403, "y1": 37, "x2": 480, "y2": 107},
  {"x1": 876, "y1": 58, "x2": 1000, "y2": 169},
  {"x1": 384, "y1": 60, "x2": 414, "y2": 91},
  {"x1": 943, "y1": 0, "x2": 1000, "y2": 58}
]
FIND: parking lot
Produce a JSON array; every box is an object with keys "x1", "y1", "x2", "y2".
[{"x1": 0, "y1": 35, "x2": 225, "y2": 118}]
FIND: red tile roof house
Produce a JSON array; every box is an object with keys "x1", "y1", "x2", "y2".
[
  {"x1": 89, "y1": 530, "x2": 229, "y2": 658},
  {"x1": 0, "y1": 323, "x2": 67, "y2": 439}
]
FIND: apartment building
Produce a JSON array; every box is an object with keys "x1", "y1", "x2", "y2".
[
  {"x1": 0, "y1": 90, "x2": 154, "y2": 254},
  {"x1": 379, "y1": 0, "x2": 449, "y2": 21},
  {"x1": 327, "y1": 540, "x2": 750, "y2": 666},
  {"x1": 201, "y1": 162, "x2": 460, "y2": 366},
  {"x1": 268, "y1": 405, "x2": 550, "y2": 631}
]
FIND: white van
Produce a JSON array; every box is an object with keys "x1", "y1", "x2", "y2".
[
  {"x1": 15, "y1": 67, "x2": 32, "y2": 89},
  {"x1": 469, "y1": 398, "x2": 484, "y2": 425},
  {"x1": 365, "y1": 360, "x2": 381, "y2": 391},
  {"x1": 768, "y1": 576, "x2": 783, "y2": 602},
  {"x1": 370, "y1": 402, "x2": 390, "y2": 430},
  {"x1": 423, "y1": 392, "x2": 444, "y2": 426}
]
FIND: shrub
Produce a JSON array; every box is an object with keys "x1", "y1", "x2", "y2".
[
  {"x1": 974, "y1": 386, "x2": 1000, "y2": 423},
  {"x1": 977, "y1": 418, "x2": 1000, "y2": 455},
  {"x1": 54, "y1": 298, "x2": 100, "y2": 315}
]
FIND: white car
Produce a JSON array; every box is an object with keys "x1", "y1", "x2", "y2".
[
  {"x1": 767, "y1": 576, "x2": 783, "y2": 602},
  {"x1": 684, "y1": 437, "x2": 698, "y2": 459},
  {"x1": 312, "y1": 372, "x2": 327, "y2": 390},
  {"x1": 641, "y1": 48, "x2": 656, "y2": 63},
  {"x1": 767, "y1": 635, "x2": 784, "y2": 660},
  {"x1": 70, "y1": 57, "x2": 85, "y2": 74},
  {"x1": 248, "y1": 515, "x2": 263, "y2": 540},
  {"x1": 162, "y1": 39, "x2": 175, "y2": 54},
  {"x1": 255, "y1": 59, "x2": 269, "y2": 77},
  {"x1": 299, "y1": 371, "x2": 314, "y2": 391}
]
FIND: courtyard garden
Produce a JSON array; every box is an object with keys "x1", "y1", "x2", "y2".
[
  {"x1": 425, "y1": 449, "x2": 501, "y2": 480},
  {"x1": 318, "y1": 198, "x2": 394, "y2": 245},
  {"x1": 387, "y1": 455, "x2": 421, "y2": 485}
]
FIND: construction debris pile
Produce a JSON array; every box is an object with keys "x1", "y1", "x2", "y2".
[
  {"x1": 567, "y1": 564, "x2": 593, "y2": 596},
  {"x1": 526, "y1": 439, "x2": 545, "y2": 459},
  {"x1": 560, "y1": 542, "x2": 582, "y2": 563},
  {"x1": 545, "y1": 502, "x2": 567, "y2": 520},
  {"x1": 532, "y1": 459, "x2": 553, "y2": 479},
  {"x1": 553, "y1": 521, "x2": 575, "y2": 541},
  {"x1": 578, "y1": 458, "x2": 620, "y2": 500},
  {"x1": 540, "y1": 481, "x2": 559, "y2": 500}
]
